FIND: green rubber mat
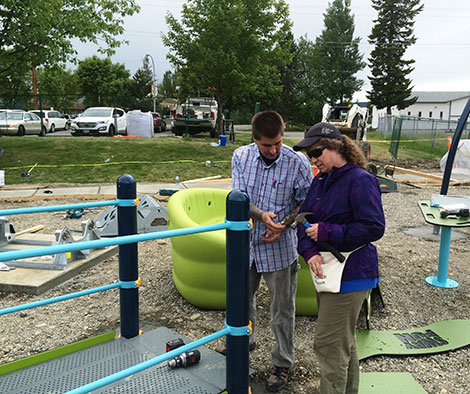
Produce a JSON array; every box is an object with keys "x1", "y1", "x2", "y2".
[
  {"x1": 359, "y1": 372, "x2": 426, "y2": 393},
  {"x1": 357, "y1": 319, "x2": 470, "y2": 360},
  {"x1": 0, "y1": 331, "x2": 116, "y2": 376}
]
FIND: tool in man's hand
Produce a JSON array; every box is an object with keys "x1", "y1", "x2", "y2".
[
  {"x1": 291, "y1": 212, "x2": 346, "y2": 263},
  {"x1": 168, "y1": 349, "x2": 201, "y2": 368}
]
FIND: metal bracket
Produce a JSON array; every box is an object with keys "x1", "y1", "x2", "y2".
[
  {"x1": 0, "y1": 217, "x2": 16, "y2": 247},
  {"x1": 3, "y1": 219, "x2": 102, "y2": 270},
  {"x1": 225, "y1": 319, "x2": 252, "y2": 336},
  {"x1": 96, "y1": 196, "x2": 168, "y2": 237},
  {"x1": 224, "y1": 219, "x2": 252, "y2": 231}
]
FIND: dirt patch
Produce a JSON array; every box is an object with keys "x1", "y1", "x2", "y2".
[{"x1": 1, "y1": 185, "x2": 470, "y2": 393}]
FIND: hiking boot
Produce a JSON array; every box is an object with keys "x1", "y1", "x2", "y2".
[{"x1": 266, "y1": 365, "x2": 289, "y2": 392}]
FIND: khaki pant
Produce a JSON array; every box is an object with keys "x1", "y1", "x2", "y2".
[
  {"x1": 314, "y1": 290, "x2": 368, "y2": 394},
  {"x1": 249, "y1": 262, "x2": 298, "y2": 368}
]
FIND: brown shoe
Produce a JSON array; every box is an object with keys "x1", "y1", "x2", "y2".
[
  {"x1": 266, "y1": 365, "x2": 289, "y2": 392},
  {"x1": 216, "y1": 342, "x2": 256, "y2": 356}
]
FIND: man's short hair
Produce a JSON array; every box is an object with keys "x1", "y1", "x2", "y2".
[{"x1": 251, "y1": 110, "x2": 284, "y2": 140}]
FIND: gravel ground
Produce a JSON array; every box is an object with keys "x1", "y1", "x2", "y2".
[{"x1": 1, "y1": 183, "x2": 470, "y2": 393}]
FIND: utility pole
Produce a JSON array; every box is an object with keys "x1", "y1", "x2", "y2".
[
  {"x1": 146, "y1": 53, "x2": 157, "y2": 112},
  {"x1": 32, "y1": 67, "x2": 38, "y2": 110}
]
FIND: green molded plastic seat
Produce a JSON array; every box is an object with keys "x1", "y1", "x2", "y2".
[{"x1": 168, "y1": 188, "x2": 317, "y2": 316}]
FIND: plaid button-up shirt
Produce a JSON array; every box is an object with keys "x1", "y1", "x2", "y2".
[{"x1": 232, "y1": 143, "x2": 313, "y2": 272}]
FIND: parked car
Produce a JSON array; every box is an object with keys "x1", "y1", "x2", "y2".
[
  {"x1": 30, "y1": 110, "x2": 68, "y2": 132},
  {"x1": 151, "y1": 112, "x2": 166, "y2": 133},
  {"x1": 70, "y1": 107, "x2": 127, "y2": 137},
  {"x1": 0, "y1": 110, "x2": 47, "y2": 136}
]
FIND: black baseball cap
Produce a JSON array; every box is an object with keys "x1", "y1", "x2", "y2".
[{"x1": 293, "y1": 122, "x2": 343, "y2": 151}]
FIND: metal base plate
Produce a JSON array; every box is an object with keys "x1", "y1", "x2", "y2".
[
  {"x1": 0, "y1": 327, "x2": 228, "y2": 393},
  {"x1": 425, "y1": 276, "x2": 459, "y2": 288}
]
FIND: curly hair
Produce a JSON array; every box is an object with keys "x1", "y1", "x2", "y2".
[
  {"x1": 317, "y1": 135, "x2": 367, "y2": 170},
  {"x1": 251, "y1": 110, "x2": 285, "y2": 140}
]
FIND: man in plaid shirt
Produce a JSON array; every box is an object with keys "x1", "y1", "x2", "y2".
[{"x1": 232, "y1": 110, "x2": 313, "y2": 392}]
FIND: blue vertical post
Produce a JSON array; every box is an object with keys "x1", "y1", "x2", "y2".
[
  {"x1": 226, "y1": 190, "x2": 250, "y2": 393},
  {"x1": 117, "y1": 174, "x2": 139, "y2": 338},
  {"x1": 426, "y1": 226, "x2": 458, "y2": 288}
]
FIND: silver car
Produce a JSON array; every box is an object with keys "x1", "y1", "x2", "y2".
[{"x1": 0, "y1": 110, "x2": 47, "y2": 136}]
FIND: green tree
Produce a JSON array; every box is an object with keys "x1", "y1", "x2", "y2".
[
  {"x1": 163, "y1": 0, "x2": 293, "y2": 133},
  {"x1": 367, "y1": 0, "x2": 424, "y2": 114},
  {"x1": 0, "y1": 0, "x2": 140, "y2": 76},
  {"x1": 278, "y1": 35, "x2": 298, "y2": 129},
  {"x1": 314, "y1": 0, "x2": 365, "y2": 104},
  {"x1": 0, "y1": 53, "x2": 31, "y2": 109},
  {"x1": 291, "y1": 36, "x2": 324, "y2": 125},
  {"x1": 160, "y1": 70, "x2": 180, "y2": 99},
  {"x1": 76, "y1": 56, "x2": 131, "y2": 108},
  {"x1": 127, "y1": 56, "x2": 154, "y2": 111},
  {"x1": 36, "y1": 65, "x2": 80, "y2": 113}
]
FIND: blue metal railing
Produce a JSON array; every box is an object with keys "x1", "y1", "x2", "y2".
[
  {"x1": 0, "y1": 177, "x2": 251, "y2": 394},
  {"x1": 0, "y1": 282, "x2": 121, "y2": 316},
  {"x1": 0, "y1": 200, "x2": 119, "y2": 216},
  {"x1": 0, "y1": 221, "x2": 244, "y2": 263}
]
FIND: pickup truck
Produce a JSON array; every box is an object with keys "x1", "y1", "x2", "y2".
[
  {"x1": 70, "y1": 107, "x2": 127, "y2": 137},
  {"x1": 171, "y1": 97, "x2": 219, "y2": 137}
]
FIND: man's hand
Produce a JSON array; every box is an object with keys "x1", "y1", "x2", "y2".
[
  {"x1": 261, "y1": 212, "x2": 286, "y2": 233},
  {"x1": 307, "y1": 254, "x2": 324, "y2": 278},
  {"x1": 261, "y1": 230, "x2": 281, "y2": 243}
]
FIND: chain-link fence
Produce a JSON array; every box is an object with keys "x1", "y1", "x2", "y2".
[{"x1": 377, "y1": 115, "x2": 470, "y2": 158}]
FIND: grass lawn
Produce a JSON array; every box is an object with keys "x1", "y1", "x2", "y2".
[
  {"x1": 0, "y1": 131, "x2": 441, "y2": 185},
  {"x1": 0, "y1": 134, "x2": 253, "y2": 185}
]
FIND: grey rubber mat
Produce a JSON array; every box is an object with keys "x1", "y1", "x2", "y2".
[{"x1": 0, "y1": 327, "x2": 227, "y2": 393}]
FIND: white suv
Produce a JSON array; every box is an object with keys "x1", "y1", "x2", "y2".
[
  {"x1": 30, "y1": 110, "x2": 68, "y2": 132},
  {"x1": 70, "y1": 107, "x2": 127, "y2": 137}
]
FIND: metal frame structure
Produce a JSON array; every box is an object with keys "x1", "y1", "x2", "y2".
[{"x1": 0, "y1": 174, "x2": 252, "y2": 394}]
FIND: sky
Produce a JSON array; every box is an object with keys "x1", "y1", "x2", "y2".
[{"x1": 72, "y1": 0, "x2": 470, "y2": 101}]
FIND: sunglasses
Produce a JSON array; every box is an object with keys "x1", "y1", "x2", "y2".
[{"x1": 306, "y1": 146, "x2": 327, "y2": 159}]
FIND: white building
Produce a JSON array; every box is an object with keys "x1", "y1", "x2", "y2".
[{"x1": 372, "y1": 91, "x2": 470, "y2": 128}]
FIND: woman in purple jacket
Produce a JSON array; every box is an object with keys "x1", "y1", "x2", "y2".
[{"x1": 293, "y1": 122, "x2": 385, "y2": 394}]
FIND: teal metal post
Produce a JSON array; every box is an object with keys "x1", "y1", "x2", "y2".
[
  {"x1": 425, "y1": 226, "x2": 458, "y2": 288},
  {"x1": 225, "y1": 190, "x2": 250, "y2": 393},
  {"x1": 117, "y1": 174, "x2": 139, "y2": 338}
]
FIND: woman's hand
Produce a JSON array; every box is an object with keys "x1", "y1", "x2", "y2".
[
  {"x1": 305, "y1": 223, "x2": 319, "y2": 241},
  {"x1": 307, "y1": 254, "x2": 324, "y2": 278}
]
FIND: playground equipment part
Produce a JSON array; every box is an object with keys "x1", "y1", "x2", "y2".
[
  {"x1": 96, "y1": 196, "x2": 168, "y2": 237},
  {"x1": 168, "y1": 187, "x2": 319, "y2": 316},
  {"x1": 418, "y1": 200, "x2": 470, "y2": 288},
  {"x1": 357, "y1": 319, "x2": 470, "y2": 360},
  {"x1": 0, "y1": 217, "x2": 103, "y2": 270},
  {"x1": 0, "y1": 176, "x2": 253, "y2": 393}
]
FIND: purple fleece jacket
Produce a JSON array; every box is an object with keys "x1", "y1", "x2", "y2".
[{"x1": 297, "y1": 163, "x2": 385, "y2": 282}]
